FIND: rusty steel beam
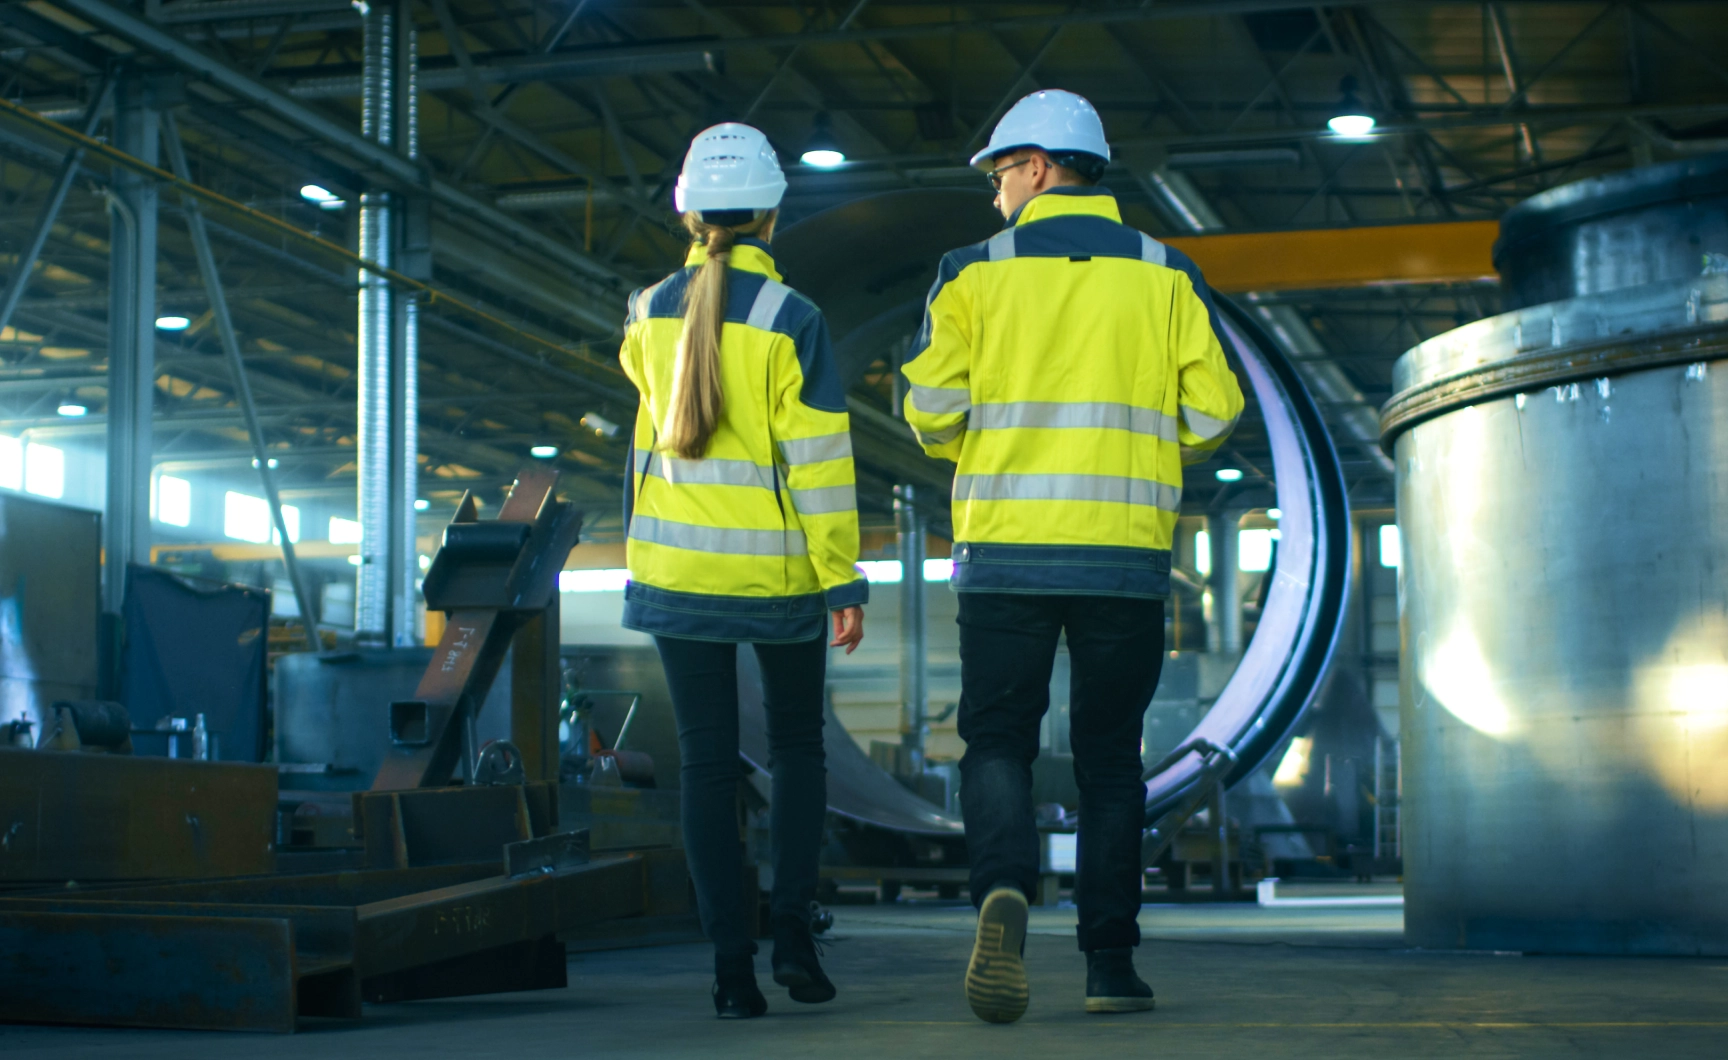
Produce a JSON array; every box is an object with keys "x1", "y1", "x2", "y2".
[
  {"x1": 1164, "y1": 220, "x2": 1499, "y2": 293},
  {"x1": 0, "y1": 749, "x2": 277, "y2": 882}
]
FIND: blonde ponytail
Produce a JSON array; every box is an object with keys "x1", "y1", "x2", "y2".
[{"x1": 665, "y1": 210, "x2": 775, "y2": 459}]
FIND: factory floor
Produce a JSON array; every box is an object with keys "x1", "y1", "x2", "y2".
[{"x1": 5, "y1": 884, "x2": 1724, "y2": 1059}]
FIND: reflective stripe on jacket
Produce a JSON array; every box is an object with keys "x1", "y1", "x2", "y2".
[
  {"x1": 902, "y1": 187, "x2": 1245, "y2": 598},
  {"x1": 619, "y1": 237, "x2": 867, "y2": 642}
]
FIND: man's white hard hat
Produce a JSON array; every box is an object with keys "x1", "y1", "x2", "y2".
[
  {"x1": 969, "y1": 89, "x2": 1112, "y2": 171},
  {"x1": 674, "y1": 123, "x2": 788, "y2": 214}
]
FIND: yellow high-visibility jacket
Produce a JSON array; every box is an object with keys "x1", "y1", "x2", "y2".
[
  {"x1": 903, "y1": 187, "x2": 1244, "y2": 598},
  {"x1": 618, "y1": 237, "x2": 867, "y2": 642}
]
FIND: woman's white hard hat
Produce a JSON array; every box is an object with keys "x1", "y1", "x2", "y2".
[
  {"x1": 674, "y1": 122, "x2": 788, "y2": 213},
  {"x1": 969, "y1": 89, "x2": 1112, "y2": 170}
]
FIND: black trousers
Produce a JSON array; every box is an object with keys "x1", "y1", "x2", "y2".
[
  {"x1": 956, "y1": 592, "x2": 1165, "y2": 952},
  {"x1": 653, "y1": 633, "x2": 828, "y2": 958}
]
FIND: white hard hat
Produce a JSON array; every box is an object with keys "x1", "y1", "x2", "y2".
[
  {"x1": 969, "y1": 89, "x2": 1112, "y2": 171},
  {"x1": 673, "y1": 123, "x2": 787, "y2": 214}
]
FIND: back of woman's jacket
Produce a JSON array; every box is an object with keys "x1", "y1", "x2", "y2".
[{"x1": 619, "y1": 237, "x2": 868, "y2": 643}]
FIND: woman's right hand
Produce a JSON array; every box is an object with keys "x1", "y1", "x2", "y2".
[{"x1": 830, "y1": 606, "x2": 864, "y2": 654}]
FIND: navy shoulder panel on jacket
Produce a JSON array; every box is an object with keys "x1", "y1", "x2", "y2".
[
  {"x1": 625, "y1": 268, "x2": 695, "y2": 326},
  {"x1": 1009, "y1": 214, "x2": 1144, "y2": 260},
  {"x1": 785, "y1": 301, "x2": 845, "y2": 412}
]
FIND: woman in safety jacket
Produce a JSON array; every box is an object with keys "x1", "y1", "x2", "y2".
[{"x1": 617, "y1": 123, "x2": 867, "y2": 1019}]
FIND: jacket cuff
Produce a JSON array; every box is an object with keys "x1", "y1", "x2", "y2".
[{"x1": 825, "y1": 578, "x2": 869, "y2": 610}]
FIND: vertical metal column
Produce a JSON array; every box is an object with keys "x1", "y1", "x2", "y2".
[
  {"x1": 1208, "y1": 509, "x2": 1244, "y2": 656},
  {"x1": 1211, "y1": 780, "x2": 1232, "y2": 896},
  {"x1": 896, "y1": 485, "x2": 927, "y2": 775},
  {"x1": 356, "y1": 0, "x2": 420, "y2": 646},
  {"x1": 102, "y1": 72, "x2": 159, "y2": 617}
]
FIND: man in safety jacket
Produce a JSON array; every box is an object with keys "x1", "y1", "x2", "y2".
[{"x1": 902, "y1": 89, "x2": 1244, "y2": 1024}]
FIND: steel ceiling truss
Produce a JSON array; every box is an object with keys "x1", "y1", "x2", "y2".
[{"x1": 1, "y1": 1, "x2": 1725, "y2": 511}]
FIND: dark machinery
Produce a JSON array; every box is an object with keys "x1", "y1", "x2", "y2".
[{"x1": 0, "y1": 468, "x2": 692, "y2": 1033}]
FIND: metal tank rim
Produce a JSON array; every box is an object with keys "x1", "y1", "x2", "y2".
[
  {"x1": 1380, "y1": 273, "x2": 1728, "y2": 449},
  {"x1": 1492, "y1": 152, "x2": 1728, "y2": 272}
]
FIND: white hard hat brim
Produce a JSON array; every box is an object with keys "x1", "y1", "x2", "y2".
[{"x1": 970, "y1": 89, "x2": 1111, "y2": 172}]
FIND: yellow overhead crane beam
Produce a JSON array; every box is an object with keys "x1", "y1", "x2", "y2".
[{"x1": 1165, "y1": 220, "x2": 1499, "y2": 293}]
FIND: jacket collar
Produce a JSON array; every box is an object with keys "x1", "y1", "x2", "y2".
[
  {"x1": 1007, "y1": 185, "x2": 1121, "y2": 228},
  {"x1": 684, "y1": 236, "x2": 782, "y2": 281}
]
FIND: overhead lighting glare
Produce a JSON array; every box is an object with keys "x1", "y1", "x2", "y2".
[
  {"x1": 800, "y1": 149, "x2": 845, "y2": 168},
  {"x1": 1267, "y1": 507, "x2": 1283, "y2": 520},
  {"x1": 414, "y1": 498, "x2": 430, "y2": 511},
  {"x1": 1327, "y1": 75, "x2": 1377, "y2": 139},
  {"x1": 1215, "y1": 468, "x2": 1244, "y2": 483},
  {"x1": 300, "y1": 184, "x2": 338, "y2": 203},
  {"x1": 154, "y1": 315, "x2": 191, "y2": 331},
  {"x1": 800, "y1": 112, "x2": 846, "y2": 168},
  {"x1": 530, "y1": 445, "x2": 559, "y2": 459},
  {"x1": 56, "y1": 397, "x2": 88, "y2": 417}
]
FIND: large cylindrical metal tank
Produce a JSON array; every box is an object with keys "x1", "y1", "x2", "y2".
[{"x1": 1382, "y1": 156, "x2": 1728, "y2": 955}]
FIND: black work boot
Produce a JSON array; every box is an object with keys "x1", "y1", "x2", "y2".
[
  {"x1": 1085, "y1": 947, "x2": 1155, "y2": 1014},
  {"x1": 713, "y1": 951, "x2": 768, "y2": 1019},
  {"x1": 771, "y1": 913, "x2": 836, "y2": 1003}
]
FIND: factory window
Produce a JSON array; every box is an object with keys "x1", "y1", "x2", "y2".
[
  {"x1": 271, "y1": 504, "x2": 301, "y2": 545},
  {"x1": 855, "y1": 559, "x2": 954, "y2": 584},
  {"x1": 224, "y1": 492, "x2": 272, "y2": 543},
  {"x1": 1239, "y1": 528, "x2": 1275, "y2": 572},
  {"x1": 328, "y1": 516, "x2": 362, "y2": 543},
  {"x1": 559, "y1": 568, "x2": 630, "y2": 593},
  {"x1": 23, "y1": 443, "x2": 63, "y2": 499},
  {"x1": 1379, "y1": 524, "x2": 1402, "y2": 568},
  {"x1": 155, "y1": 475, "x2": 192, "y2": 527},
  {"x1": 1273, "y1": 736, "x2": 1313, "y2": 787},
  {"x1": 1194, "y1": 530, "x2": 1211, "y2": 575}
]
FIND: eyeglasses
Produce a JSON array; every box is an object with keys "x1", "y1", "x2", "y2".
[{"x1": 986, "y1": 158, "x2": 1032, "y2": 191}]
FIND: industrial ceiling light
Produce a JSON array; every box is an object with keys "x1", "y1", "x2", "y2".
[
  {"x1": 414, "y1": 498, "x2": 430, "y2": 511},
  {"x1": 800, "y1": 113, "x2": 846, "y2": 168},
  {"x1": 154, "y1": 314, "x2": 191, "y2": 330},
  {"x1": 299, "y1": 184, "x2": 346, "y2": 210},
  {"x1": 1267, "y1": 507, "x2": 1283, "y2": 520},
  {"x1": 530, "y1": 445, "x2": 559, "y2": 459},
  {"x1": 1215, "y1": 467, "x2": 1244, "y2": 482},
  {"x1": 1326, "y1": 76, "x2": 1377, "y2": 139},
  {"x1": 56, "y1": 392, "x2": 88, "y2": 417}
]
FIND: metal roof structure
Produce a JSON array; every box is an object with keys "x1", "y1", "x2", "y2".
[{"x1": 2, "y1": 1, "x2": 1726, "y2": 534}]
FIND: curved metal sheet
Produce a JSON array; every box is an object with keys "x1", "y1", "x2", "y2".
[
  {"x1": 1141, "y1": 300, "x2": 1352, "y2": 822},
  {"x1": 735, "y1": 647, "x2": 964, "y2": 837}
]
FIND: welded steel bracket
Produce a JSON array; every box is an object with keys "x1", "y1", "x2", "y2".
[{"x1": 372, "y1": 466, "x2": 582, "y2": 790}]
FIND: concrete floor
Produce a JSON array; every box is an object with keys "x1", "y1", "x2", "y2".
[{"x1": 5, "y1": 886, "x2": 1726, "y2": 1058}]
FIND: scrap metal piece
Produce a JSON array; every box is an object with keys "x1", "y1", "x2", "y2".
[{"x1": 505, "y1": 829, "x2": 591, "y2": 877}]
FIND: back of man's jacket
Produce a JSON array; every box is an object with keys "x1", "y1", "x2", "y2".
[{"x1": 902, "y1": 186, "x2": 1245, "y2": 599}]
